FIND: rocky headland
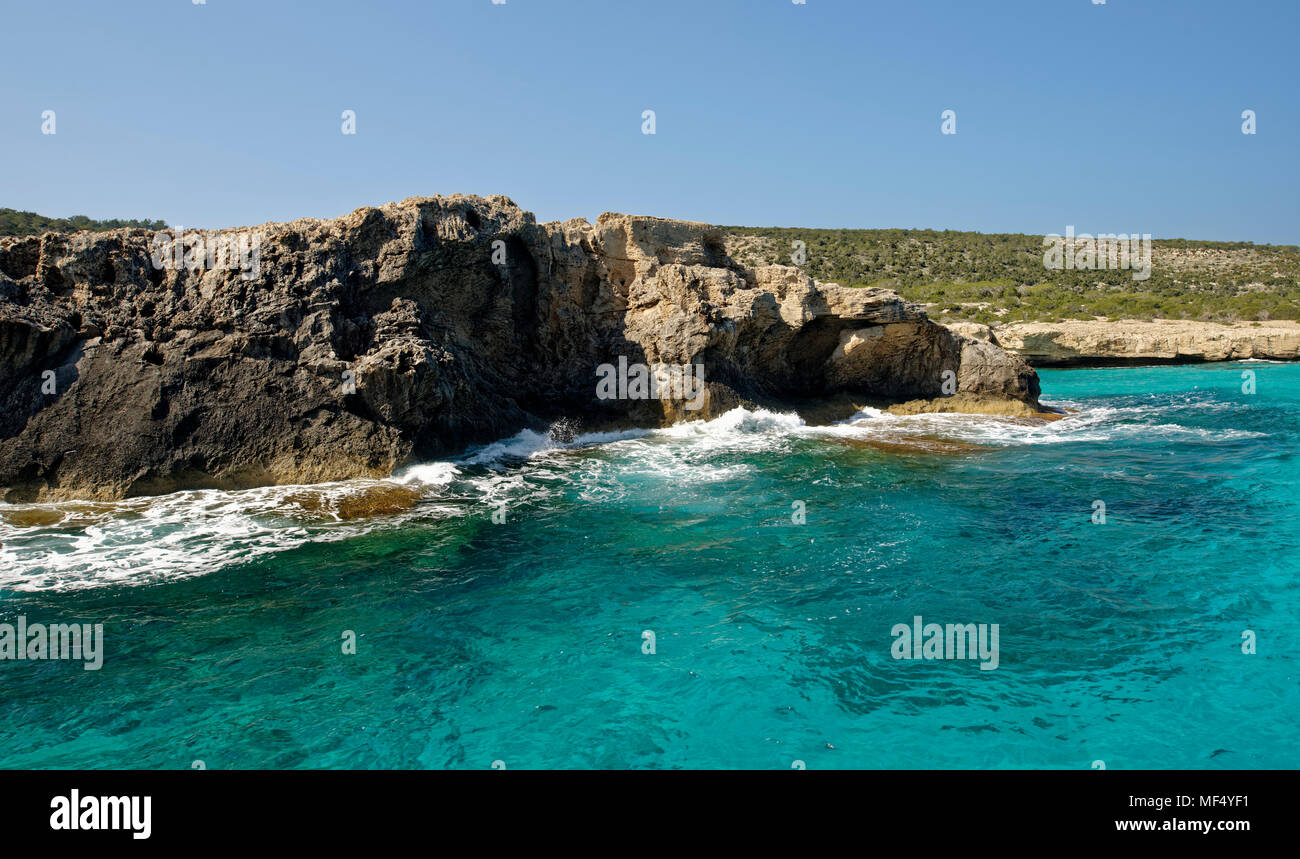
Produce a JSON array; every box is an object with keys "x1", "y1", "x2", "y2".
[{"x1": 0, "y1": 195, "x2": 1040, "y2": 502}]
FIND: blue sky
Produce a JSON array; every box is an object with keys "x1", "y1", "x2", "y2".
[{"x1": 1, "y1": 0, "x2": 1296, "y2": 243}]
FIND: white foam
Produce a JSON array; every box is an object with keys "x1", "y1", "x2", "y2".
[
  {"x1": 462, "y1": 429, "x2": 555, "y2": 465},
  {"x1": 395, "y1": 461, "x2": 460, "y2": 486},
  {"x1": 658, "y1": 406, "x2": 807, "y2": 438},
  {"x1": 460, "y1": 427, "x2": 653, "y2": 467},
  {"x1": 0, "y1": 478, "x2": 461, "y2": 592},
  {"x1": 0, "y1": 397, "x2": 1269, "y2": 592}
]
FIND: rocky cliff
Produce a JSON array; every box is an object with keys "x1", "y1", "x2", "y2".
[
  {"x1": 987, "y1": 320, "x2": 1300, "y2": 365},
  {"x1": 0, "y1": 195, "x2": 1039, "y2": 501}
]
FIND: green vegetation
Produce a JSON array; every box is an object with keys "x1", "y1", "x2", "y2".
[
  {"x1": 0, "y1": 208, "x2": 166, "y2": 238},
  {"x1": 725, "y1": 226, "x2": 1300, "y2": 323}
]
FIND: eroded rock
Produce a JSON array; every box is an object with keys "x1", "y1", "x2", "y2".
[{"x1": 0, "y1": 195, "x2": 1040, "y2": 500}]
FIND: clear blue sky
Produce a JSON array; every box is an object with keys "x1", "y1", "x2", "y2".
[{"x1": 2, "y1": 0, "x2": 1296, "y2": 243}]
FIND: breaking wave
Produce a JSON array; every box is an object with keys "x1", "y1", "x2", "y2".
[{"x1": 0, "y1": 387, "x2": 1272, "y2": 592}]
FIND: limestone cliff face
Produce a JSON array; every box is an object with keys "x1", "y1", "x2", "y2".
[
  {"x1": 0, "y1": 195, "x2": 1039, "y2": 501},
  {"x1": 990, "y1": 320, "x2": 1300, "y2": 365}
]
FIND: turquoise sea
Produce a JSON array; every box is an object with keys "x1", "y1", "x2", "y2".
[{"x1": 1, "y1": 362, "x2": 1296, "y2": 769}]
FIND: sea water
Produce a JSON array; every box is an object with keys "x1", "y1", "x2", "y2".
[{"x1": 0, "y1": 362, "x2": 1296, "y2": 769}]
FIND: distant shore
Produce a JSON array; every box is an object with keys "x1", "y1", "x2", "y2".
[{"x1": 946, "y1": 319, "x2": 1300, "y2": 366}]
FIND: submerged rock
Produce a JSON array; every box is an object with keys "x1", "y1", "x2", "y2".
[
  {"x1": 0, "y1": 195, "x2": 1039, "y2": 501},
  {"x1": 885, "y1": 393, "x2": 1046, "y2": 418}
]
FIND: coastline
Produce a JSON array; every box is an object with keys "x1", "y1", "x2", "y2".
[{"x1": 948, "y1": 319, "x2": 1300, "y2": 366}]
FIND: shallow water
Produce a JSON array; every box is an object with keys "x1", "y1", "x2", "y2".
[{"x1": 1, "y1": 362, "x2": 1296, "y2": 769}]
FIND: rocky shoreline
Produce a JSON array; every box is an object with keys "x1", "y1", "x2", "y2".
[
  {"x1": 952, "y1": 320, "x2": 1300, "y2": 366},
  {"x1": 0, "y1": 195, "x2": 1040, "y2": 502}
]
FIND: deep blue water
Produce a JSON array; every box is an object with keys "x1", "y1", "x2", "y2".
[{"x1": 1, "y1": 362, "x2": 1297, "y2": 769}]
